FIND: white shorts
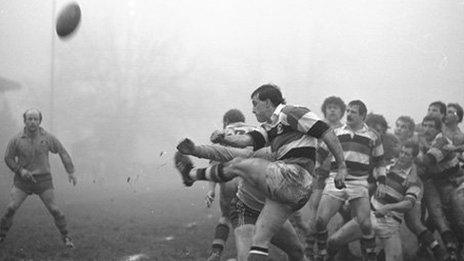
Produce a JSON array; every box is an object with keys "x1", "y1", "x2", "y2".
[
  {"x1": 322, "y1": 175, "x2": 369, "y2": 202},
  {"x1": 371, "y1": 212, "x2": 401, "y2": 239},
  {"x1": 265, "y1": 161, "x2": 313, "y2": 210}
]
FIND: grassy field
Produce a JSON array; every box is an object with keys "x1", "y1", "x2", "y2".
[{"x1": 0, "y1": 169, "x2": 433, "y2": 261}]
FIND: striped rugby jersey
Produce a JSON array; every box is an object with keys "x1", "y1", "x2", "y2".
[
  {"x1": 318, "y1": 123, "x2": 384, "y2": 180},
  {"x1": 371, "y1": 161, "x2": 421, "y2": 221},
  {"x1": 248, "y1": 104, "x2": 330, "y2": 172},
  {"x1": 426, "y1": 132, "x2": 461, "y2": 178}
]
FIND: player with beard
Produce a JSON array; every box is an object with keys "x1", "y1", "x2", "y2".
[{"x1": 174, "y1": 84, "x2": 347, "y2": 261}]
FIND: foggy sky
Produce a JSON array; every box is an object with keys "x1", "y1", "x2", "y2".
[{"x1": 1, "y1": 0, "x2": 463, "y2": 171}]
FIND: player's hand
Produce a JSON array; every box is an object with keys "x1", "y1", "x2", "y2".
[
  {"x1": 334, "y1": 165, "x2": 347, "y2": 189},
  {"x1": 376, "y1": 183, "x2": 388, "y2": 198},
  {"x1": 374, "y1": 206, "x2": 390, "y2": 217},
  {"x1": 20, "y1": 169, "x2": 36, "y2": 183},
  {"x1": 205, "y1": 190, "x2": 215, "y2": 208},
  {"x1": 210, "y1": 130, "x2": 225, "y2": 144},
  {"x1": 177, "y1": 138, "x2": 196, "y2": 155},
  {"x1": 442, "y1": 144, "x2": 457, "y2": 152},
  {"x1": 68, "y1": 173, "x2": 77, "y2": 186}
]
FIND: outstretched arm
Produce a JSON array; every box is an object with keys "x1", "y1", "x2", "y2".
[{"x1": 321, "y1": 130, "x2": 347, "y2": 188}]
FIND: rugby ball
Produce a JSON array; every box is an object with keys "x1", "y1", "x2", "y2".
[{"x1": 56, "y1": 2, "x2": 81, "y2": 38}]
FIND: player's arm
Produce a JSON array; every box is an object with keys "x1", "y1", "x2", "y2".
[
  {"x1": 4, "y1": 138, "x2": 21, "y2": 174},
  {"x1": 321, "y1": 130, "x2": 347, "y2": 171},
  {"x1": 50, "y1": 135, "x2": 77, "y2": 185},
  {"x1": 205, "y1": 181, "x2": 217, "y2": 208}
]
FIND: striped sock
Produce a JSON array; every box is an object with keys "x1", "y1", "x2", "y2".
[
  {"x1": 316, "y1": 229, "x2": 328, "y2": 257},
  {"x1": 361, "y1": 234, "x2": 376, "y2": 261},
  {"x1": 211, "y1": 223, "x2": 229, "y2": 253},
  {"x1": 194, "y1": 164, "x2": 233, "y2": 183},
  {"x1": 248, "y1": 246, "x2": 268, "y2": 261}
]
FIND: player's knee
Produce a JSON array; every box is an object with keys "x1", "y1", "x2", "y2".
[
  {"x1": 315, "y1": 216, "x2": 327, "y2": 231},
  {"x1": 49, "y1": 207, "x2": 64, "y2": 219},
  {"x1": 3, "y1": 206, "x2": 17, "y2": 218},
  {"x1": 218, "y1": 216, "x2": 229, "y2": 225},
  {"x1": 287, "y1": 243, "x2": 305, "y2": 261},
  {"x1": 357, "y1": 217, "x2": 372, "y2": 234}
]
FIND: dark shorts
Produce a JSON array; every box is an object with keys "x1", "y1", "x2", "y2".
[
  {"x1": 229, "y1": 196, "x2": 261, "y2": 229},
  {"x1": 14, "y1": 173, "x2": 54, "y2": 195}
]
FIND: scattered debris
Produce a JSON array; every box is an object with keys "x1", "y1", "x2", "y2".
[
  {"x1": 164, "y1": 236, "x2": 174, "y2": 241},
  {"x1": 185, "y1": 222, "x2": 197, "y2": 229}
]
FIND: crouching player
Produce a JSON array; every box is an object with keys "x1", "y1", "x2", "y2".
[{"x1": 327, "y1": 141, "x2": 421, "y2": 261}]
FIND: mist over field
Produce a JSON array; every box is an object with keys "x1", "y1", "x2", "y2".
[{"x1": 0, "y1": 0, "x2": 463, "y2": 259}]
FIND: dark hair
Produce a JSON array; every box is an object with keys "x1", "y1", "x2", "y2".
[
  {"x1": 403, "y1": 140, "x2": 420, "y2": 157},
  {"x1": 396, "y1": 116, "x2": 415, "y2": 132},
  {"x1": 251, "y1": 83, "x2": 286, "y2": 107},
  {"x1": 23, "y1": 108, "x2": 42, "y2": 123},
  {"x1": 321, "y1": 96, "x2": 346, "y2": 117},
  {"x1": 223, "y1": 109, "x2": 245, "y2": 125},
  {"x1": 447, "y1": 103, "x2": 463, "y2": 123},
  {"x1": 429, "y1": 101, "x2": 446, "y2": 116},
  {"x1": 348, "y1": 100, "x2": 367, "y2": 120},
  {"x1": 365, "y1": 113, "x2": 389, "y2": 133},
  {"x1": 422, "y1": 115, "x2": 442, "y2": 130}
]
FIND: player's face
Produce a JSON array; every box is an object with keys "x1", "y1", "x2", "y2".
[
  {"x1": 252, "y1": 95, "x2": 269, "y2": 123},
  {"x1": 325, "y1": 104, "x2": 343, "y2": 123},
  {"x1": 444, "y1": 106, "x2": 459, "y2": 124},
  {"x1": 428, "y1": 105, "x2": 443, "y2": 119},
  {"x1": 24, "y1": 112, "x2": 41, "y2": 132},
  {"x1": 398, "y1": 146, "x2": 414, "y2": 166},
  {"x1": 422, "y1": 120, "x2": 440, "y2": 140},
  {"x1": 394, "y1": 120, "x2": 411, "y2": 139},
  {"x1": 346, "y1": 105, "x2": 363, "y2": 127}
]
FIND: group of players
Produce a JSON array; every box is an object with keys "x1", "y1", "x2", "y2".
[{"x1": 174, "y1": 83, "x2": 464, "y2": 261}]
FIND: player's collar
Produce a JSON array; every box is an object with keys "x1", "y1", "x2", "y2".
[
  {"x1": 21, "y1": 127, "x2": 45, "y2": 138},
  {"x1": 272, "y1": 103, "x2": 285, "y2": 117}
]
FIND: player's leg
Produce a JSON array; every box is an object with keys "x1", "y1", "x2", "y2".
[
  {"x1": 271, "y1": 220, "x2": 307, "y2": 261},
  {"x1": 305, "y1": 185, "x2": 324, "y2": 260},
  {"x1": 235, "y1": 224, "x2": 255, "y2": 261},
  {"x1": 248, "y1": 199, "x2": 294, "y2": 261},
  {"x1": 350, "y1": 196, "x2": 375, "y2": 261},
  {"x1": 383, "y1": 232, "x2": 403, "y2": 261},
  {"x1": 39, "y1": 189, "x2": 73, "y2": 248},
  {"x1": 449, "y1": 183, "x2": 464, "y2": 253},
  {"x1": 288, "y1": 209, "x2": 309, "y2": 238},
  {"x1": 326, "y1": 218, "x2": 363, "y2": 257},
  {"x1": 0, "y1": 186, "x2": 28, "y2": 241},
  {"x1": 424, "y1": 180, "x2": 458, "y2": 258},
  {"x1": 314, "y1": 177, "x2": 345, "y2": 260},
  {"x1": 207, "y1": 181, "x2": 237, "y2": 261}
]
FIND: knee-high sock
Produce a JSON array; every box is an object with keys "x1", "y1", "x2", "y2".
[{"x1": 211, "y1": 223, "x2": 229, "y2": 253}]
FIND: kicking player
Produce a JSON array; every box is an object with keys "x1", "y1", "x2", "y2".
[
  {"x1": 177, "y1": 138, "x2": 307, "y2": 261},
  {"x1": 1, "y1": 109, "x2": 76, "y2": 247},
  {"x1": 327, "y1": 141, "x2": 421, "y2": 261},
  {"x1": 175, "y1": 84, "x2": 347, "y2": 261},
  {"x1": 314, "y1": 100, "x2": 385, "y2": 261}
]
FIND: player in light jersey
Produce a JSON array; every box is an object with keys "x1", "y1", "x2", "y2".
[
  {"x1": 314, "y1": 100, "x2": 385, "y2": 261},
  {"x1": 206, "y1": 109, "x2": 257, "y2": 261},
  {"x1": 175, "y1": 84, "x2": 347, "y2": 261},
  {"x1": 327, "y1": 141, "x2": 422, "y2": 261}
]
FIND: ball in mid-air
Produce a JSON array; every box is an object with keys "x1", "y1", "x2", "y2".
[{"x1": 56, "y1": 2, "x2": 81, "y2": 38}]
